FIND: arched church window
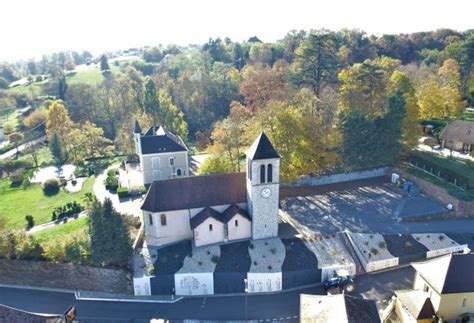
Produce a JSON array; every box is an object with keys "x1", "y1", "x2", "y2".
[
  {"x1": 267, "y1": 164, "x2": 273, "y2": 183},
  {"x1": 176, "y1": 168, "x2": 182, "y2": 176},
  {"x1": 260, "y1": 165, "x2": 266, "y2": 183}
]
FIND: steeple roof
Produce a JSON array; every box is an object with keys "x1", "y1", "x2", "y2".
[
  {"x1": 134, "y1": 120, "x2": 142, "y2": 134},
  {"x1": 246, "y1": 132, "x2": 280, "y2": 160}
]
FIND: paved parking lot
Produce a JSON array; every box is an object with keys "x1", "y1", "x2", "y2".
[{"x1": 280, "y1": 178, "x2": 450, "y2": 236}]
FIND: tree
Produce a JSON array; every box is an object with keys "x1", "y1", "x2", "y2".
[
  {"x1": 0, "y1": 77, "x2": 8, "y2": 89},
  {"x1": 208, "y1": 102, "x2": 251, "y2": 172},
  {"x1": 199, "y1": 156, "x2": 233, "y2": 175},
  {"x1": 8, "y1": 132, "x2": 23, "y2": 155},
  {"x1": 338, "y1": 92, "x2": 405, "y2": 169},
  {"x1": 240, "y1": 66, "x2": 288, "y2": 111},
  {"x1": 27, "y1": 59, "x2": 37, "y2": 75},
  {"x1": 23, "y1": 110, "x2": 46, "y2": 130},
  {"x1": 46, "y1": 101, "x2": 73, "y2": 142},
  {"x1": 389, "y1": 71, "x2": 420, "y2": 151},
  {"x1": 49, "y1": 132, "x2": 67, "y2": 164},
  {"x1": 157, "y1": 90, "x2": 189, "y2": 140},
  {"x1": 143, "y1": 78, "x2": 160, "y2": 118},
  {"x1": 100, "y1": 54, "x2": 110, "y2": 71},
  {"x1": 143, "y1": 47, "x2": 164, "y2": 63},
  {"x1": 89, "y1": 199, "x2": 131, "y2": 267},
  {"x1": 68, "y1": 122, "x2": 112, "y2": 163},
  {"x1": 293, "y1": 31, "x2": 340, "y2": 97},
  {"x1": 339, "y1": 57, "x2": 400, "y2": 116}
]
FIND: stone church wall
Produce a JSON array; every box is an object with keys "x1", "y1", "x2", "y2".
[
  {"x1": 174, "y1": 272, "x2": 214, "y2": 295},
  {"x1": 287, "y1": 167, "x2": 389, "y2": 187}
]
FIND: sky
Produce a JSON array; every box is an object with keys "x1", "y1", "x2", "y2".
[{"x1": 1, "y1": 0, "x2": 473, "y2": 62}]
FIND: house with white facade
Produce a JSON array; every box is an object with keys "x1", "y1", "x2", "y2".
[
  {"x1": 140, "y1": 132, "x2": 281, "y2": 247},
  {"x1": 134, "y1": 120, "x2": 189, "y2": 185}
]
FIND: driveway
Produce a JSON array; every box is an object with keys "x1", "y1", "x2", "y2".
[{"x1": 93, "y1": 166, "x2": 143, "y2": 217}]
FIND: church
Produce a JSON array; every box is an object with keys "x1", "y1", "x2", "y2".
[{"x1": 141, "y1": 132, "x2": 281, "y2": 247}]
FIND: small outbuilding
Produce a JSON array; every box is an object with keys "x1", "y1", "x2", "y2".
[{"x1": 439, "y1": 120, "x2": 474, "y2": 153}]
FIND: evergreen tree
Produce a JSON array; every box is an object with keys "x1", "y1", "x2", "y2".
[
  {"x1": 100, "y1": 54, "x2": 110, "y2": 71},
  {"x1": 293, "y1": 31, "x2": 340, "y2": 97},
  {"x1": 49, "y1": 132, "x2": 67, "y2": 164},
  {"x1": 143, "y1": 78, "x2": 160, "y2": 118},
  {"x1": 89, "y1": 199, "x2": 131, "y2": 267}
]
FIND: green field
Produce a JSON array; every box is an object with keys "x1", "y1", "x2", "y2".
[
  {"x1": 33, "y1": 216, "x2": 89, "y2": 243},
  {"x1": 0, "y1": 106, "x2": 31, "y2": 130},
  {"x1": 66, "y1": 65, "x2": 121, "y2": 85},
  {"x1": 0, "y1": 176, "x2": 95, "y2": 230},
  {"x1": 18, "y1": 146, "x2": 54, "y2": 166}
]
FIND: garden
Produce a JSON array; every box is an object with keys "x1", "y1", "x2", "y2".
[{"x1": 0, "y1": 175, "x2": 94, "y2": 230}]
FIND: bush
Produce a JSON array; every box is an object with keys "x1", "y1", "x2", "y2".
[
  {"x1": 25, "y1": 215, "x2": 34, "y2": 229},
  {"x1": 105, "y1": 176, "x2": 118, "y2": 192},
  {"x1": 107, "y1": 169, "x2": 117, "y2": 177},
  {"x1": 211, "y1": 255, "x2": 220, "y2": 264},
  {"x1": 35, "y1": 75, "x2": 43, "y2": 82},
  {"x1": 117, "y1": 187, "x2": 130, "y2": 198},
  {"x1": 43, "y1": 178, "x2": 60, "y2": 196},
  {"x1": 51, "y1": 201, "x2": 84, "y2": 221}
]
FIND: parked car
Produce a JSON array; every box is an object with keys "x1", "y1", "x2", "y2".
[{"x1": 323, "y1": 275, "x2": 356, "y2": 294}]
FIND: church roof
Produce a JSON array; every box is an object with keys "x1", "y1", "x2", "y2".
[
  {"x1": 134, "y1": 120, "x2": 142, "y2": 134},
  {"x1": 221, "y1": 204, "x2": 251, "y2": 223},
  {"x1": 300, "y1": 294, "x2": 380, "y2": 323},
  {"x1": 246, "y1": 132, "x2": 280, "y2": 160},
  {"x1": 141, "y1": 173, "x2": 247, "y2": 212},
  {"x1": 395, "y1": 290, "x2": 435, "y2": 320},
  {"x1": 140, "y1": 126, "x2": 188, "y2": 154},
  {"x1": 412, "y1": 252, "x2": 474, "y2": 294},
  {"x1": 190, "y1": 207, "x2": 223, "y2": 229}
]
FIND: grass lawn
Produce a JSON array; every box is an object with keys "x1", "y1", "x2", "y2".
[
  {"x1": 18, "y1": 146, "x2": 54, "y2": 166},
  {"x1": 33, "y1": 216, "x2": 89, "y2": 243},
  {"x1": 404, "y1": 164, "x2": 474, "y2": 201},
  {"x1": 67, "y1": 65, "x2": 121, "y2": 86},
  {"x1": 0, "y1": 176, "x2": 95, "y2": 230},
  {"x1": 0, "y1": 106, "x2": 31, "y2": 130},
  {"x1": 411, "y1": 151, "x2": 474, "y2": 187}
]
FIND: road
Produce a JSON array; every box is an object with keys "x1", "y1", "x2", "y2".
[
  {"x1": 0, "y1": 266, "x2": 414, "y2": 322},
  {"x1": 0, "y1": 136, "x2": 46, "y2": 160}
]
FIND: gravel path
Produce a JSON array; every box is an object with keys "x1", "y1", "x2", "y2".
[
  {"x1": 249, "y1": 238, "x2": 285, "y2": 273},
  {"x1": 178, "y1": 245, "x2": 220, "y2": 273}
]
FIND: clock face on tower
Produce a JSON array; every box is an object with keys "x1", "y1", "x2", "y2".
[{"x1": 261, "y1": 187, "x2": 272, "y2": 198}]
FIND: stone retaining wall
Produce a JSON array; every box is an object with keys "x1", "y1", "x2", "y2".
[
  {"x1": 392, "y1": 167, "x2": 474, "y2": 218},
  {"x1": 286, "y1": 167, "x2": 389, "y2": 187},
  {"x1": 0, "y1": 259, "x2": 132, "y2": 293}
]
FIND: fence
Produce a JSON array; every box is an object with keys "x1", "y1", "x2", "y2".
[
  {"x1": 286, "y1": 167, "x2": 389, "y2": 188},
  {"x1": 406, "y1": 154, "x2": 471, "y2": 190}
]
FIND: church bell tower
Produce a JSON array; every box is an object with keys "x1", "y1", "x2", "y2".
[{"x1": 246, "y1": 132, "x2": 280, "y2": 240}]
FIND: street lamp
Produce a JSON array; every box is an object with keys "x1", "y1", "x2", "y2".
[{"x1": 244, "y1": 278, "x2": 248, "y2": 321}]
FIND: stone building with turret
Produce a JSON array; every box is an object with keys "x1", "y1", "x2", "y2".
[
  {"x1": 133, "y1": 120, "x2": 189, "y2": 185},
  {"x1": 140, "y1": 132, "x2": 281, "y2": 247}
]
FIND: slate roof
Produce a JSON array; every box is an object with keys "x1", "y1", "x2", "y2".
[
  {"x1": 141, "y1": 173, "x2": 247, "y2": 212},
  {"x1": 395, "y1": 290, "x2": 435, "y2": 320},
  {"x1": 439, "y1": 120, "x2": 474, "y2": 145},
  {"x1": 221, "y1": 204, "x2": 251, "y2": 223},
  {"x1": 412, "y1": 252, "x2": 474, "y2": 294},
  {"x1": 246, "y1": 132, "x2": 280, "y2": 160},
  {"x1": 190, "y1": 207, "x2": 223, "y2": 229},
  {"x1": 140, "y1": 126, "x2": 188, "y2": 155},
  {"x1": 300, "y1": 294, "x2": 381, "y2": 323}
]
